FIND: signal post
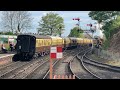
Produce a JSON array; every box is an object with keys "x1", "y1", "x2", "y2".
[{"x1": 50, "y1": 46, "x2": 63, "y2": 79}]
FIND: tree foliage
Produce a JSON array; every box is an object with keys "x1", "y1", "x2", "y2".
[
  {"x1": 1, "y1": 11, "x2": 33, "y2": 35},
  {"x1": 68, "y1": 27, "x2": 84, "y2": 38},
  {"x1": 89, "y1": 11, "x2": 120, "y2": 49},
  {"x1": 103, "y1": 16, "x2": 120, "y2": 39},
  {"x1": 89, "y1": 11, "x2": 120, "y2": 39},
  {"x1": 37, "y1": 12, "x2": 65, "y2": 36},
  {"x1": 89, "y1": 11, "x2": 120, "y2": 23}
]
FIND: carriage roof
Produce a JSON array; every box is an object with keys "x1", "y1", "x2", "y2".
[{"x1": 18, "y1": 34, "x2": 51, "y2": 39}]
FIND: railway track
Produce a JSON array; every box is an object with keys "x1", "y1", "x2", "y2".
[
  {"x1": 0, "y1": 46, "x2": 97, "y2": 79},
  {"x1": 83, "y1": 50, "x2": 120, "y2": 79},
  {"x1": 71, "y1": 50, "x2": 120, "y2": 79},
  {"x1": 69, "y1": 48, "x2": 102, "y2": 79},
  {"x1": 84, "y1": 54, "x2": 120, "y2": 72},
  {"x1": 24, "y1": 48, "x2": 73, "y2": 79},
  {"x1": 0, "y1": 56, "x2": 49, "y2": 79},
  {"x1": 42, "y1": 47, "x2": 84, "y2": 79},
  {"x1": 0, "y1": 48, "x2": 74, "y2": 79},
  {"x1": 77, "y1": 49, "x2": 102, "y2": 79}
]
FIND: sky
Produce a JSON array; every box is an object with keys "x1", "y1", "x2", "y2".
[{"x1": 0, "y1": 11, "x2": 103, "y2": 37}]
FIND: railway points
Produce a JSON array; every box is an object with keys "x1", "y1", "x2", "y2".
[{"x1": 69, "y1": 48, "x2": 120, "y2": 79}]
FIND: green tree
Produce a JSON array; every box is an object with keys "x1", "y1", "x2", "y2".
[
  {"x1": 68, "y1": 27, "x2": 84, "y2": 38},
  {"x1": 89, "y1": 11, "x2": 120, "y2": 49},
  {"x1": 37, "y1": 12, "x2": 65, "y2": 36},
  {"x1": 1, "y1": 11, "x2": 33, "y2": 34},
  {"x1": 88, "y1": 11, "x2": 120, "y2": 29},
  {"x1": 103, "y1": 16, "x2": 120, "y2": 40}
]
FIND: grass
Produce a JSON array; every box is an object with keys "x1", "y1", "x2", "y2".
[{"x1": 90, "y1": 53, "x2": 120, "y2": 67}]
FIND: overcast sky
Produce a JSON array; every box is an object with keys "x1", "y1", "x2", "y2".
[{"x1": 0, "y1": 11, "x2": 101, "y2": 37}]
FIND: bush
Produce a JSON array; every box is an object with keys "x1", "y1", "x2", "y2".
[{"x1": 102, "y1": 39, "x2": 110, "y2": 50}]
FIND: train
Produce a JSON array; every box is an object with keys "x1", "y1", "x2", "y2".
[{"x1": 14, "y1": 34, "x2": 94, "y2": 61}]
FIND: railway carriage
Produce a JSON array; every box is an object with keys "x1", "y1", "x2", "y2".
[
  {"x1": 50, "y1": 36, "x2": 64, "y2": 48},
  {"x1": 63, "y1": 37, "x2": 71, "y2": 49},
  {"x1": 85, "y1": 38, "x2": 93, "y2": 47},
  {"x1": 35, "y1": 35, "x2": 51, "y2": 56},
  {"x1": 15, "y1": 34, "x2": 95, "y2": 61},
  {"x1": 15, "y1": 34, "x2": 65, "y2": 60},
  {"x1": 16, "y1": 34, "x2": 51, "y2": 60},
  {"x1": 85, "y1": 38, "x2": 92, "y2": 44},
  {"x1": 69, "y1": 37, "x2": 77, "y2": 48},
  {"x1": 83, "y1": 38, "x2": 87, "y2": 45},
  {"x1": 76, "y1": 38, "x2": 84, "y2": 46}
]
